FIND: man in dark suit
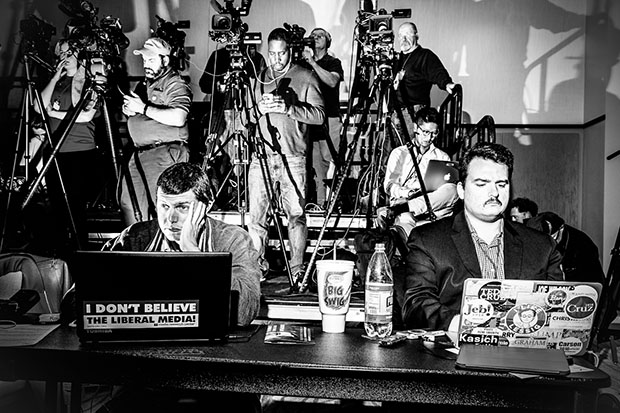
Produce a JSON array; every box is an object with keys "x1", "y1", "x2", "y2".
[{"x1": 401, "y1": 142, "x2": 563, "y2": 331}]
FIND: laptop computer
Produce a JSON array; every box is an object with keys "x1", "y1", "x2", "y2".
[
  {"x1": 72, "y1": 251, "x2": 232, "y2": 344},
  {"x1": 423, "y1": 159, "x2": 459, "y2": 191},
  {"x1": 457, "y1": 278, "x2": 603, "y2": 357}
]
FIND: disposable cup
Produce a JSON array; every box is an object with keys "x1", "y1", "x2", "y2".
[{"x1": 316, "y1": 260, "x2": 355, "y2": 333}]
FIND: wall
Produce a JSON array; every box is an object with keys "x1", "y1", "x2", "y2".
[
  {"x1": 583, "y1": 0, "x2": 620, "y2": 271},
  {"x1": 0, "y1": 0, "x2": 589, "y2": 124}
]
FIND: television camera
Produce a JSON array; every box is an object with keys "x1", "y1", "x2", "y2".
[
  {"x1": 210, "y1": 0, "x2": 255, "y2": 71},
  {"x1": 283, "y1": 23, "x2": 314, "y2": 63},
  {"x1": 58, "y1": 0, "x2": 129, "y2": 89},
  {"x1": 154, "y1": 15, "x2": 190, "y2": 71},
  {"x1": 210, "y1": 0, "x2": 252, "y2": 45},
  {"x1": 19, "y1": 15, "x2": 56, "y2": 56},
  {"x1": 356, "y1": 7, "x2": 410, "y2": 75}
]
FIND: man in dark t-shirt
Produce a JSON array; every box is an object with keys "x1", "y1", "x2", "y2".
[
  {"x1": 300, "y1": 28, "x2": 344, "y2": 208},
  {"x1": 392, "y1": 22, "x2": 455, "y2": 142}
]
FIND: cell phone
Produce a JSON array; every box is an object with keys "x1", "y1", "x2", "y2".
[
  {"x1": 378, "y1": 335, "x2": 407, "y2": 347},
  {"x1": 117, "y1": 85, "x2": 129, "y2": 97}
]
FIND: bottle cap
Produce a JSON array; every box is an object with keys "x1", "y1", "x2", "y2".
[
  {"x1": 375, "y1": 243, "x2": 385, "y2": 251},
  {"x1": 321, "y1": 314, "x2": 346, "y2": 333}
]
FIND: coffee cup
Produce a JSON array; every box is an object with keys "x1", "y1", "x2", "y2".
[{"x1": 316, "y1": 260, "x2": 355, "y2": 333}]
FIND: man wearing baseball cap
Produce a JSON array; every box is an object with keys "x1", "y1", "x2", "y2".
[{"x1": 119, "y1": 37, "x2": 192, "y2": 226}]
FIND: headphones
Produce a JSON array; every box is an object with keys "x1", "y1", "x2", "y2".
[{"x1": 312, "y1": 28, "x2": 332, "y2": 49}]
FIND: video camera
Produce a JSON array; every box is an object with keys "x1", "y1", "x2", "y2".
[
  {"x1": 19, "y1": 14, "x2": 57, "y2": 56},
  {"x1": 283, "y1": 23, "x2": 314, "y2": 64},
  {"x1": 154, "y1": 15, "x2": 190, "y2": 71},
  {"x1": 58, "y1": 0, "x2": 129, "y2": 89},
  {"x1": 210, "y1": 0, "x2": 259, "y2": 73},
  {"x1": 356, "y1": 6, "x2": 410, "y2": 74},
  {"x1": 209, "y1": 0, "x2": 252, "y2": 45}
]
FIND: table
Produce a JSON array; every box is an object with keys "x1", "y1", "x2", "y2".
[{"x1": 0, "y1": 325, "x2": 610, "y2": 412}]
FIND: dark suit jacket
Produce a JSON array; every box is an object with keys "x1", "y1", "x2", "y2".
[{"x1": 402, "y1": 211, "x2": 563, "y2": 330}]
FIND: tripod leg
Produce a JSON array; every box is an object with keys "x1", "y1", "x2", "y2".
[
  {"x1": 100, "y1": 99, "x2": 119, "y2": 177},
  {"x1": 23, "y1": 81, "x2": 83, "y2": 249},
  {"x1": 0, "y1": 89, "x2": 29, "y2": 252}
]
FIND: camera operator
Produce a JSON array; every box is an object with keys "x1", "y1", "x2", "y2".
[
  {"x1": 119, "y1": 37, "x2": 192, "y2": 226},
  {"x1": 34, "y1": 38, "x2": 99, "y2": 253},
  {"x1": 392, "y1": 22, "x2": 455, "y2": 138},
  {"x1": 250, "y1": 27, "x2": 325, "y2": 279},
  {"x1": 299, "y1": 28, "x2": 344, "y2": 210}
]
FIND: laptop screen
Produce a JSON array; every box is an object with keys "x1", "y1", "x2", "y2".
[
  {"x1": 72, "y1": 251, "x2": 232, "y2": 344},
  {"x1": 423, "y1": 160, "x2": 459, "y2": 192},
  {"x1": 458, "y1": 278, "x2": 602, "y2": 357}
]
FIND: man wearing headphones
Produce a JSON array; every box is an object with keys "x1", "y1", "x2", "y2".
[
  {"x1": 393, "y1": 22, "x2": 455, "y2": 140},
  {"x1": 301, "y1": 28, "x2": 344, "y2": 209}
]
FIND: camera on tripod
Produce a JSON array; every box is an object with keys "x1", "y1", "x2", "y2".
[
  {"x1": 283, "y1": 23, "x2": 314, "y2": 63},
  {"x1": 358, "y1": 7, "x2": 411, "y2": 74},
  {"x1": 19, "y1": 15, "x2": 57, "y2": 56},
  {"x1": 59, "y1": 0, "x2": 129, "y2": 90},
  {"x1": 210, "y1": 0, "x2": 252, "y2": 45}
]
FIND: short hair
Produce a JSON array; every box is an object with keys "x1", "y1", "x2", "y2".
[
  {"x1": 311, "y1": 27, "x2": 331, "y2": 48},
  {"x1": 414, "y1": 106, "x2": 440, "y2": 126},
  {"x1": 526, "y1": 211, "x2": 565, "y2": 235},
  {"x1": 510, "y1": 197, "x2": 538, "y2": 216},
  {"x1": 459, "y1": 142, "x2": 514, "y2": 185},
  {"x1": 157, "y1": 162, "x2": 213, "y2": 205},
  {"x1": 268, "y1": 28, "x2": 290, "y2": 45}
]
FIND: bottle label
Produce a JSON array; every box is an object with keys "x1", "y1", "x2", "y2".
[
  {"x1": 365, "y1": 283, "x2": 393, "y2": 323},
  {"x1": 321, "y1": 271, "x2": 352, "y2": 311}
]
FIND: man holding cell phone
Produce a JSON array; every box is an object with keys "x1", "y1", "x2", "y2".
[
  {"x1": 119, "y1": 37, "x2": 192, "y2": 226},
  {"x1": 250, "y1": 27, "x2": 325, "y2": 281}
]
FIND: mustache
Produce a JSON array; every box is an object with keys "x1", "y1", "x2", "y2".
[{"x1": 484, "y1": 197, "x2": 502, "y2": 206}]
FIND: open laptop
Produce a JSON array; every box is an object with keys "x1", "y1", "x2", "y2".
[
  {"x1": 423, "y1": 159, "x2": 459, "y2": 191},
  {"x1": 72, "y1": 251, "x2": 232, "y2": 344},
  {"x1": 457, "y1": 278, "x2": 603, "y2": 357}
]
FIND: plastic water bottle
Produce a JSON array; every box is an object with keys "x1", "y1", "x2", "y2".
[{"x1": 364, "y1": 243, "x2": 393, "y2": 338}]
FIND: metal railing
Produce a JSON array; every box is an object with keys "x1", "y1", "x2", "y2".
[
  {"x1": 437, "y1": 84, "x2": 463, "y2": 157},
  {"x1": 454, "y1": 115, "x2": 497, "y2": 160}
]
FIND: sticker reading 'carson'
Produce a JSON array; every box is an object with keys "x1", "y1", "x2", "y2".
[{"x1": 83, "y1": 301, "x2": 199, "y2": 329}]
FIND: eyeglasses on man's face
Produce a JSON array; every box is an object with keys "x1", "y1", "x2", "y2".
[{"x1": 416, "y1": 127, "x2": 439, "y2": 137}]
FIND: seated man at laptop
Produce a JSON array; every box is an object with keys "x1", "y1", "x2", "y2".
[
  {"x1": 104, "y1": 162, "x2": 261, "y2": 327},
  {"x1": 380, "y1": 107, "x2": 459, "y2": 242},
  {"x1": 401, "y1": 142, "x2": 563, "y2": 331}
]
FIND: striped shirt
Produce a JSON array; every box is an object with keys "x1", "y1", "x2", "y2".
[{"x1": 468, "y1": 219, "x2": 505, "y2": 280}]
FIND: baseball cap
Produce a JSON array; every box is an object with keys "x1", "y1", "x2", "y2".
[{"x1": 133, "y1": 37, "x2": 171, "y2": 58}]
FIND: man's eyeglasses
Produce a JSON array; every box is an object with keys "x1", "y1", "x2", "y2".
[{"x1": 416, "y1": 128, "x2": 439, "y2": 137}]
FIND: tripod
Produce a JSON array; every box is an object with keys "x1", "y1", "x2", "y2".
[
  {"x1": 203, "y1": 68, "x2": 251, "y2": 225},
  {"x1": 19, "y1": 63, "x2": 123, "y2": 249},
  {"x1": 0, "y1": 52, "x2": 77, "y2": 252},
  {"x1": 297, "y1": 61, "x2": 435, "y2": 292},
  {"x1": 202, "y1": 61, "x2": 294, "y2": 287}
]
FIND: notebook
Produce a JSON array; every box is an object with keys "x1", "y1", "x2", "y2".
[
  {"x1": 457, "y1": 278, "x2": 603, "y2": 357},
  {"x1": 455, "y1": 344, "x2": 570, "y2": 376},
  {"x1": 72, "y1": 251, "x2": 232, "y2": 344},
  {"x1": 423, "y1": 159, "x2": 459, "y2": 191}
]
